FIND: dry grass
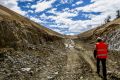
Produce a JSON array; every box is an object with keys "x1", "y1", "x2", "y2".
[{"x1": 0, "y1": 5, "x2": 63, "y2": 38}]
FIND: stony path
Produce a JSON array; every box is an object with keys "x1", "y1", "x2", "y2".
[
  {"x1": 66, "y1": 49, "x2": 79, "y2": 73},
  {"x1": 52, "y1": 39, "x2": 102, "y2": 80},
  {"x1": 74, "y1": 45, "x2": 96, "y2": 72},
  {"x1": 66, "y1": 39, "x2": 96, "y2": 73}
]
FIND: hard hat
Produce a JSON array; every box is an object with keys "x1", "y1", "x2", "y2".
[
  {"x1": 97, "y1": 37, "x2": 103, "y2": 42},
  {"x1": 97, "y1": 37, "x2": 102, "y2": 40}
]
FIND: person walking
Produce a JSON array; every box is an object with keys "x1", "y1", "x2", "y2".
[{"x1": 94, "y1": 37, "x2": 108, "y2": 80}]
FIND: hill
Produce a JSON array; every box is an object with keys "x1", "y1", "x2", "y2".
[
  {"x1": 75, "y1": 17, "x2": 120, "y2": 79},
  {"x1": 0, "y1": 5, "x2": 67, "y2": 80},
  {"x1": 0, "y1": 5, "x2": 65, "y2": 50}
]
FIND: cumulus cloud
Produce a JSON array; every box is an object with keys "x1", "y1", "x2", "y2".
[
  {"x1": 72, "y1": 1, "x2": 83, "y2": 7},
  {"x1": 76, "y1": 0, "x2": 120, "y2": 19},
  {"x1": 0, "y1": 0, "x2": 26, "y2": 15},
  {"x1": 65, "y1": 0, "x2": 120, "y2": 33},
  {"x1": 76, "y1": 1, "x2": 83, "y2": 5},
  {"x1": 1, "y1": 0, "x2": 120, "y2": 35},
  {"x1": 27, "y1": 10, "x2": 34, "y2": 13},
  {"x1": 30, "y1": 16, "x2": 43, "y2": 23},
  {"x1": 38, "y1": 9, "x2": 86, "y2": 34},
  {"x1": 30, "y1": 0, "x2": 120, "y2": 34},
  {"x1": 52, "y1": 28, "x2": 62, "y2": 34},
  {"x1": 31, "y1": 0, "x2": 56, "y2": 12},
  {"x1": 44, "y1": 0, "x2": 120, "y2": 32},
  {"x1": 47, "y1": 9, "x2": 78, "y2": 26},
  {"x1": 19, "y1": 0, "x2": 33, "y2": 2}
]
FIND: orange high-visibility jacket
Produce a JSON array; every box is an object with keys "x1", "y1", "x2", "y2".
[{"x1": 96, "y1": 42, "x2": 108, "y2": 59}]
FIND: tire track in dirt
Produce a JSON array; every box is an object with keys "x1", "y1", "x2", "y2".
[
  {"x1": 51, "y1": 39, "x2": 102, "y2": 80},
  {"x1": 74, "y1": 45, "x2": 96, "y2": 72}
]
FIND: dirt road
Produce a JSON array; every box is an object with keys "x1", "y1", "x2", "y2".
[{"x1": 52, "y1": 39, "x2": 102, "y2": 80}]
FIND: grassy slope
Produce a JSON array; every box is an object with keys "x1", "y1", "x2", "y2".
[{"x1": 0, "y1": 5, "x2": 64, "y2": 38}]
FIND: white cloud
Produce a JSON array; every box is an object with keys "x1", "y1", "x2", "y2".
[
  {"x1": 0, "y1": 0, "x2": 26, "y2": 15},
  {"x1": 48, "y1": 18, "x2": 82, "y2": 33},
  {"x1": 64, "y1": 0, "x2": 120, "y2": 34},
  {"x1": 40, "y1": 8, "x2": 87, "y2": 33},
  {"x1": 72, "y1": 0, "x2": 83, "y2": 7},
  {"x1": 48, "y1": 8, "x2": 78, "y2": 18},
  {"x1": 76, "y1": 0, "x2": 120, "y2": 18},
  {"x1": 40, "y1": 13, "x2": 47, "y2": 18},
  {"x1": 30, "y1": 16, "x2": 43, "y2": 23},
  {"x1": 30, "y1": 0, "x2": 120, "y2": 34},
  {"x1": 44, "y1": 8, "x2": 78, "y2": 24},
  {"x1": 52, "y1": 28, "x2": 62, "y2": 34},
  {"x1": 31, "y1": 0, "x2": 56, "y2": 12},
  {"x1": 76, "y1": 1, "x2": 83, "y2": 5},
  {"x1": 19, "y1": 0, "x2": 33, "y2": 2},
  {"x1": 27, "y1": 10, "x2": 34, "y2": 13},
  {"x1": 72, "y1": 4, "x2": 75, "y2": 7},
  {"x1": 67, "y1": 33, "x2": 75, "y2": 35},
  {"x1": 2, "y1": 0, "x2": 119, "y2": 35}
]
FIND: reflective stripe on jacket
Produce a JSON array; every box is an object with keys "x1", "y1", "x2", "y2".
[{"x1": 96, "y1": 42, "x2": 108, "y2": 59}]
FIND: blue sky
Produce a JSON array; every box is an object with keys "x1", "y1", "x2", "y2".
[{"x1": 0, "y1": 0, "x2": 120, "y2": 35}]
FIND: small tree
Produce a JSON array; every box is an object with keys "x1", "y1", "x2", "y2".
[
  {"x1": 105, "y1": 16, "x2": 111, "y2": 23},
  {"x1": 116, "y1": 10, "x2": 120, "y2": 18}
]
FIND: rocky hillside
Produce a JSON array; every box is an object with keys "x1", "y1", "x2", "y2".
[
  {"x1": 76, "y1": 18, "x2": 120, "y2": 79},
  {"x1": 78, "y1": 18, "x2": 120, "y2": 51},
  {"x1": 0, "y1": 5, "x2": 67, "y2": 80},
  {"x1": 0, "y1": 5, "x2": 65, "y2": 50}
]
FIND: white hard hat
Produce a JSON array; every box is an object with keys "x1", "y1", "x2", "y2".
[{"x1": 97, "y1": 37, "x2": 102, "y2": 40}]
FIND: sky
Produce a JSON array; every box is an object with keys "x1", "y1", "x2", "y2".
[{"x1": 0, "y1": 0, "x2": 120, "y2": 35}]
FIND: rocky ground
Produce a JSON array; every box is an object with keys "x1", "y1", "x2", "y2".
[
  {"x1": 0, "y1": 44, "x2": 67, "y2": 80},
  {"x1": 0, "y1": 39, "x2": 120, "y2": 80},
  {"x1": 0, "y1": 39, "x2": 99, "y2": 80},
  {"x1": 107, "y1": 50, "x2": 120, "y2": 80},
  {"x1": 75, "y1": 40, "x2": 120, "y2": 80}
]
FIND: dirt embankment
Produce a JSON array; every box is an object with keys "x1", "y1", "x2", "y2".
[{"x1": 74, "y1": 39, "x2": 120, "y2": 80}]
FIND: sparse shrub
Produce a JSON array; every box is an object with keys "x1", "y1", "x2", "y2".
[
  {"x1": 105, "y1": 16, "x2": 111, "y2": 23},
  {"x1": 116, "y1": 10, "x2": 120, "y2": 19}
]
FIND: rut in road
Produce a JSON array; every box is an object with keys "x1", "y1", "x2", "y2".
[
  {"x1": 51, "y1": 39, "x2": 102, "y2": 80},
  {"x1": 75, "y1": 45, "x2": 97, "y2": 72},
  {"x1": 66, "y1": 39, "x2": 96, "y2": 72},
  {"x1": 61, "y1": 39, "x2": 102, "y2": 80}
]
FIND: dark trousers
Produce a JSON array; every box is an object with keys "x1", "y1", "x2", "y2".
[{"x1": 97, "y1": 58, "x2": 107, "y2": 79}]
